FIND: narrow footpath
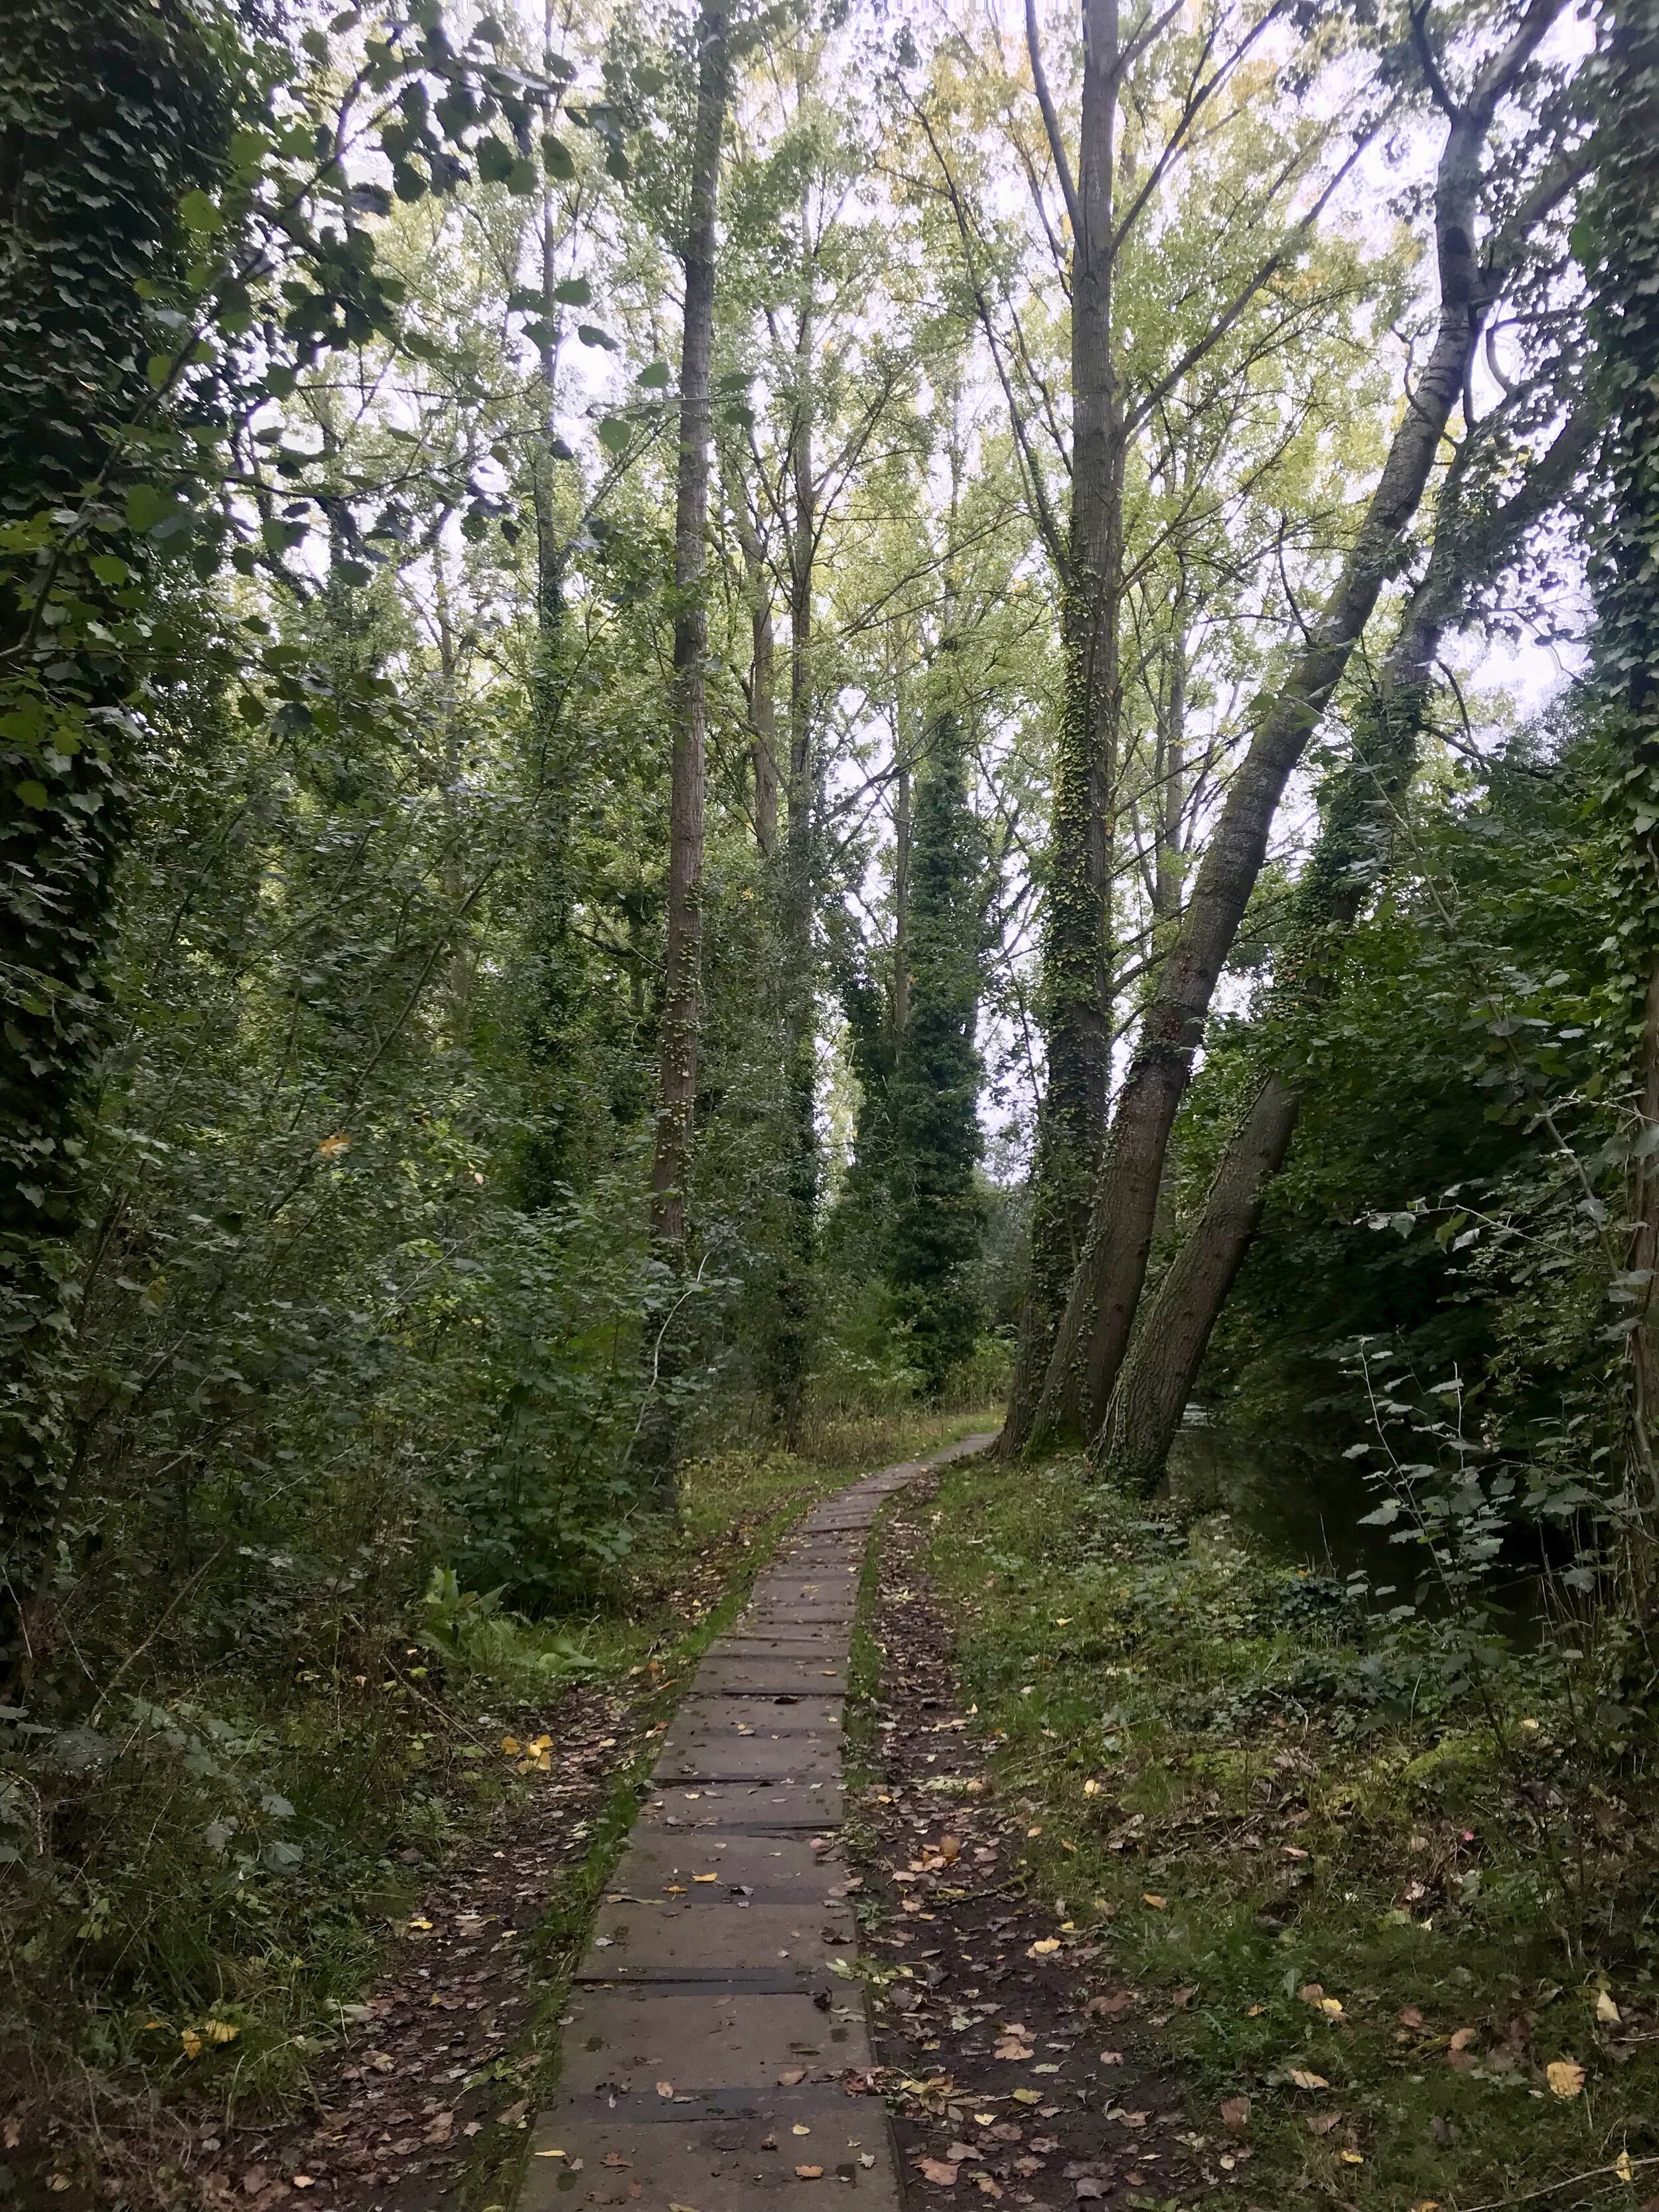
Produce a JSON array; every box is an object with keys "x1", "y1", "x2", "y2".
[{"x1": 518, "y1": 1437, "x2": 997, "y2": 2212}]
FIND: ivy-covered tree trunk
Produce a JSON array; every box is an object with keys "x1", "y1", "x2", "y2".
[
  {"x1": 1583, "y1": 0, "x2": 1659, "y2": 1507},
  {"x1": 766, "y1": 266, "x2": 820, "y2": 1448},
  {"x1": 640, "y1": 0, "x2": 729, "y2": 1483},
  {"x1": 887, "y1": 701, "x2": 987, "y2": 1394},
  {"x1": 1028, "y1": 0, "x2": 1572, "y2": 1453},
  {"x1": 1096, "y1": 399, "x2": 1599, "y2": 1490},
  {"x1": 0, "y1": 0, "x2": 226, "y2": 1670},
  {"x1": 1001, "y1": 0, "x2": 1123, "y2": 1449}
]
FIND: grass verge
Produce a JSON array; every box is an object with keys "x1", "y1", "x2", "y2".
[{"x1": 918, "y1": 1451, "x2": 1659, "y2": 2211}]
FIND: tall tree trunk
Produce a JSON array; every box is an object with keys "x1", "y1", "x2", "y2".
[
  {"x1": 1095, "y1": 398, "x2": 1599, "y2": 1489},
  {"x1": 1003, "y1": 0, "x2": 1125, "y2": 1447},
  {"x1": 725, "y1": 453, "x2": 779, "y2": 855},
  {"x1": 1, "y1": 0, "x2": 228, "y2": 1676},
  {"x1": 765, "y1": 252, "x2": 820, "y2": 1448},
  {"x1": 639, "y1": 0, "x2": 729, "y2": 1482},
  {"x1": 1024, "y1": 0, "x2": 1571, "y2": 1453},
  {"x1": 1583, "y1": 0, "x2": 1659, "y2": 1525}
]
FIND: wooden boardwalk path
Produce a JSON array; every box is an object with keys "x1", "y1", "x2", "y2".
[{"x1": 518, "y1": 1436, "x2": 996, "y2": 2212}]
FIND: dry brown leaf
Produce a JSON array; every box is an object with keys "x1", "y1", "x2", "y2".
[
  {"x1": 1220, "y1": 2097, "x2": 1252, "y2": 2133},
  {"x1": 1398, "y1": 2006, "x2": 1425, "y2": 2029},
  {"x1": 1141, "y1": 1893, "x2": 1167, "y2": 1909},
  {"x1": 1448, "y1": 2028, "x2": 1477, "y2": 2052},
  {"x1": 940, "y1": 1836, "x2": 961, "y2": 1861},
  {"x1": 916, "y1": 2160, "x2": 960, "y2": 2187},
  {"x1": 795, "y1": 2165, "x2": 824, "y2": 2180},
  {"x1": 1285, "y1": 2069, "x2": 1330, "y2": 2091},
  {"x1": 656, "y1": 2081, "x2": 674, "y2": 2099},
  {"x1": 1305, "y1": 2113, "x2": 1342, "y2": 2138},
  {"x1": 778, "y1": 2067, "x2": 807, "y2": 2085}
]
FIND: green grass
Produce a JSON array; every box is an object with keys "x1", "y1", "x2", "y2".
[{"x1": 917, "y1": 1452, "x2": 1659, "y2": 2211}]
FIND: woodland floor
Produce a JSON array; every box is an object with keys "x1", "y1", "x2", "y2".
[{"x1": 851, "y1": 1471, "x2": 1204, "y2": 2212}]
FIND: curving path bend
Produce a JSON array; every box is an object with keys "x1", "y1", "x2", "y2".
[{"x1": 519, "y1": 1436, "x2": 996, "y2": 2212}]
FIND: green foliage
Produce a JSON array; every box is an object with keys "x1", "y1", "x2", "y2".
[{"x1": 887, "y1": 707, "x2": 989, "y2": 1394}]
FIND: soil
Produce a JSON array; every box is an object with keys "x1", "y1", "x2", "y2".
[{"x1": 854, "y1": 1478, "x2": 1219, "y2": 2212}]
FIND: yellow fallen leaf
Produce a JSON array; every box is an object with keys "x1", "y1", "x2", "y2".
[
  {"x1": 792, "y1": 2125, "x2": 812, "y2": 2137},
  {"x1": 536, "y1": 2149, "x2": 567, "y2": 2158},
  {"x1": 1246, "y1": 2004, "x2": 1266, "y2": 2017},
  {"x1": 179, "y1": 2028, "x2": 202, "y2": 2059},
  {"x1": 1028, "y1": 1938, "x2": 1061, "y2": 1957},
  {"x1": 1286, "y1": 2069, "x2": 1330, "y2": 2091},
  {"x1": 1615, "y1": 2152, "x2": 1634, "y2": 2183},
  {"x1": 409, "y1": 1918, "x2": 433, "y2": 1931},
  {"x1": 1546, "y1": 2059, "x2": 1585, "y2": 2099},
  {"x1": 1142, "y1": 1893, "x2": 1167, "y2": 1909},
  {"x1": 1340, "y1": 2151, "x2": 1364, "y2": 2165},
  {"x1": 532, "y1": 1734, "x2": 552, "y2": 1751},
  {"x1": 670, "y1": 2202, "x2": 701, "y2": 2211},
  {"x1": 1011, "y1": 2089, "x2": 1041, "y2": 2106},
  {"x1": 796, "y1": 2165, "x2": 824, "y2": 2179},
  {"x1": 501, "y1": 1735, "x2": 521, "y2": 1756},
  {"x1": 1409, "y1": 2201, "x2": 1440, "y2": 2211},
  {"x1": 1319, "y1": 1998, "x2": 1344, "y2": 2020},
  {"x1": 1082, "y1": 1779, "x2": 1102, "y2": 1796},
  {"x1": 203, "y1": 2020, "x2": 238, "y2": 2044},
  {"x1": 1597, "y1": 1991, "x2": 1622, "y2": 2026},
  {"x1": 693, "y1": 1873, "x2": 719, "y2": 1883}
]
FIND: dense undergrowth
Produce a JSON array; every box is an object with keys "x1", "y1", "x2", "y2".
[
  {"x1": 926, "y1": 1451, "x2": 1659, "y2": 2209},
  {"x1": 0, "y1": 1404, "x2": 992, "y2": 2151}
]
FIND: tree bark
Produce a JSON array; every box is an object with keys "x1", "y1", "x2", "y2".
[
  {"x1": 1092, "y1": 394, "x2": 1599, "y2": 1487},
  {"x1": 1002, "y1": 0, "x2": 1124, "y2": 1447},
  {"x1": 647, "y1": 0, "x2": 729, "y2": 1256},
  {"x1": 1024, "y1": 0, "x2": 1571, "y2": 1453}
]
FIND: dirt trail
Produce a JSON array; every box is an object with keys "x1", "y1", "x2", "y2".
[{"x1": 853, "y1": 1475, "x2": 1208, "y2": 2212}]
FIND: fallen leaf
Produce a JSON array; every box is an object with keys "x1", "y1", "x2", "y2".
[
  {"x1": 975, "y1": 2179, "x2": 1003, "y2": 2199},
  {"x1": 1305, "y1": 2113, "x2": 1342, "y2": 2138},
  {"x1": 1012, "y1": 2089, "x2": 1042, "y2": 2105},
  {"x1": 1597, "y1": 1992, "x2": 1622, "y2": 2026},
  {"x1": 1142, "y1": 1893, "x2": 1166, "y2": 1910},
  {"x1": 916, "y1": 2160, "x2": 960, "y2": 2187},
  {"x1": 656, "y1": 2081, "x2": 675, "y2": 2099},
  {"x1": 1398, "y1": 2007, "x2": 1425, "y2": 2029},
  {"x1": 1285, "y1": 2069, "x2": 1330, "y2": 2091},
  {"x1": 1082, "y1": 1779, "x2": 1102, "y2": 1797},
  {"x1": 203, "y1": 2019, "x2": 239, "y2": 2043},
  {"x1": 778, "y1": 2068, "x2": 808, "y2": 2085},
  {"x1": 425, "y1": 2110, "x2": 455, "y2": 2144},
  {"x1": 501, "y1": 1735, "x2": 521, "y2": 1755},
  {"x1": 796, "y1": 2166, "x2": 824, "y2": 2180},
  {"x1": 1073, "y1": 2181, "x2": 1105, "y2": 2204},
  {"x1": 940, "y1": 1836, "x2": 962, "y2": 1861},
  {"x1": 995, "y1": 2039, "x2": 1035, "y2": 2059},
  {"x1": 497, "y1": 2100, "x2": 529, "y2": 2128},
  {"x1": 179, "y1": 2029, "x2": 202, "y2": 2059},
  {"x1": 1100, "y1": 2051, "x2": 1123, "y2": 2066},
  {"x1": 670, "y1": 2202, "x2": 700, "y2": 2211},
  {"x1": 601, "y1": 2154, "x2": 631, "y2": 2170},
  {"x1": 1319, "y1": 1998, "x2": 1344, "y2": 2019},
  {"x1": 293, "y1": 2179, "x2": 315, "y2": 2191},
  {"x1": 1340, "y1": 2150, "x2": 1364, "y2": 2166},
  {"x1": 1029, "y1": 1939, "x2": 1060, "y2": 1957},
  {"x1": 1615, "y1": 2152, "x2": 1634, "y2": 2183},
  {"x1": 1448, "y1": 2028, "x2": 1477, "y2": 2053},
  {"x1": 792, "y1": 2125, "x2": 812, "y2": 2137},
  {"x1": 1220, "y1": 2097, "x2": 1251, "y2": 2132},
  {"x1": 693, "y1": 1874, "x2": 719, "y2": 1883},
  {"x1": 1546, "y1": 2059, "x2": 1585, "y2": 2099},
  {"x1": 241, "y1": 2172, "x2": 268, "y2": 2197}
]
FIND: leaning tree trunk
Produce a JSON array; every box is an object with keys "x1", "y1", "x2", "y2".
[
  {"x1": 639, "y1": 0, "x2": 730, "y2": 1487},
  {"x1": 1027, "y1": 0, "x2": 1572, "y2": 1453},
  {"x1": 1095, "y1": 396, "x2": 1599, "y2": 1491},
  {"x1": 1002, "y1": 0, "x2": 1126, "y2": 1448}
]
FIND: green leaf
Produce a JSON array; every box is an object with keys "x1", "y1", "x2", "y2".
[
  {"x1": 638, "y1": 361, "x2": 670, "y2": 389},
  {"x1": 603, "y1": 141, "x2": 630, "y2": 181},
  {"x1": 177, "y1": 188, "x2": 222, "y2": 234},
  {"x1": 506, "y1": 157, "x2": 540, "y2": 196},
  {"x1": 15, "y1": 781, "x2": 50, "y2": 811},
  {"x1": 552, "y1": 276, "x2": 591, "y2": 306},
  {"x1": 577, "y1": 323, "x2": 616, "y2": 350},
  {"x1": 475, "y1": 135, "x2": 516, "y2": 184},
  {"x1": 126, "y1": 484, "x2": 172, "y2": 533},
  {"x1": 541, "y1": 133, "x2": 576, "y2": 181},
  {"x1": 88, "y1": 555, "x2": 130, "y2": 587},
  {"x1": 595, "y1": 417, "x2": 632, "y2": 455}
]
